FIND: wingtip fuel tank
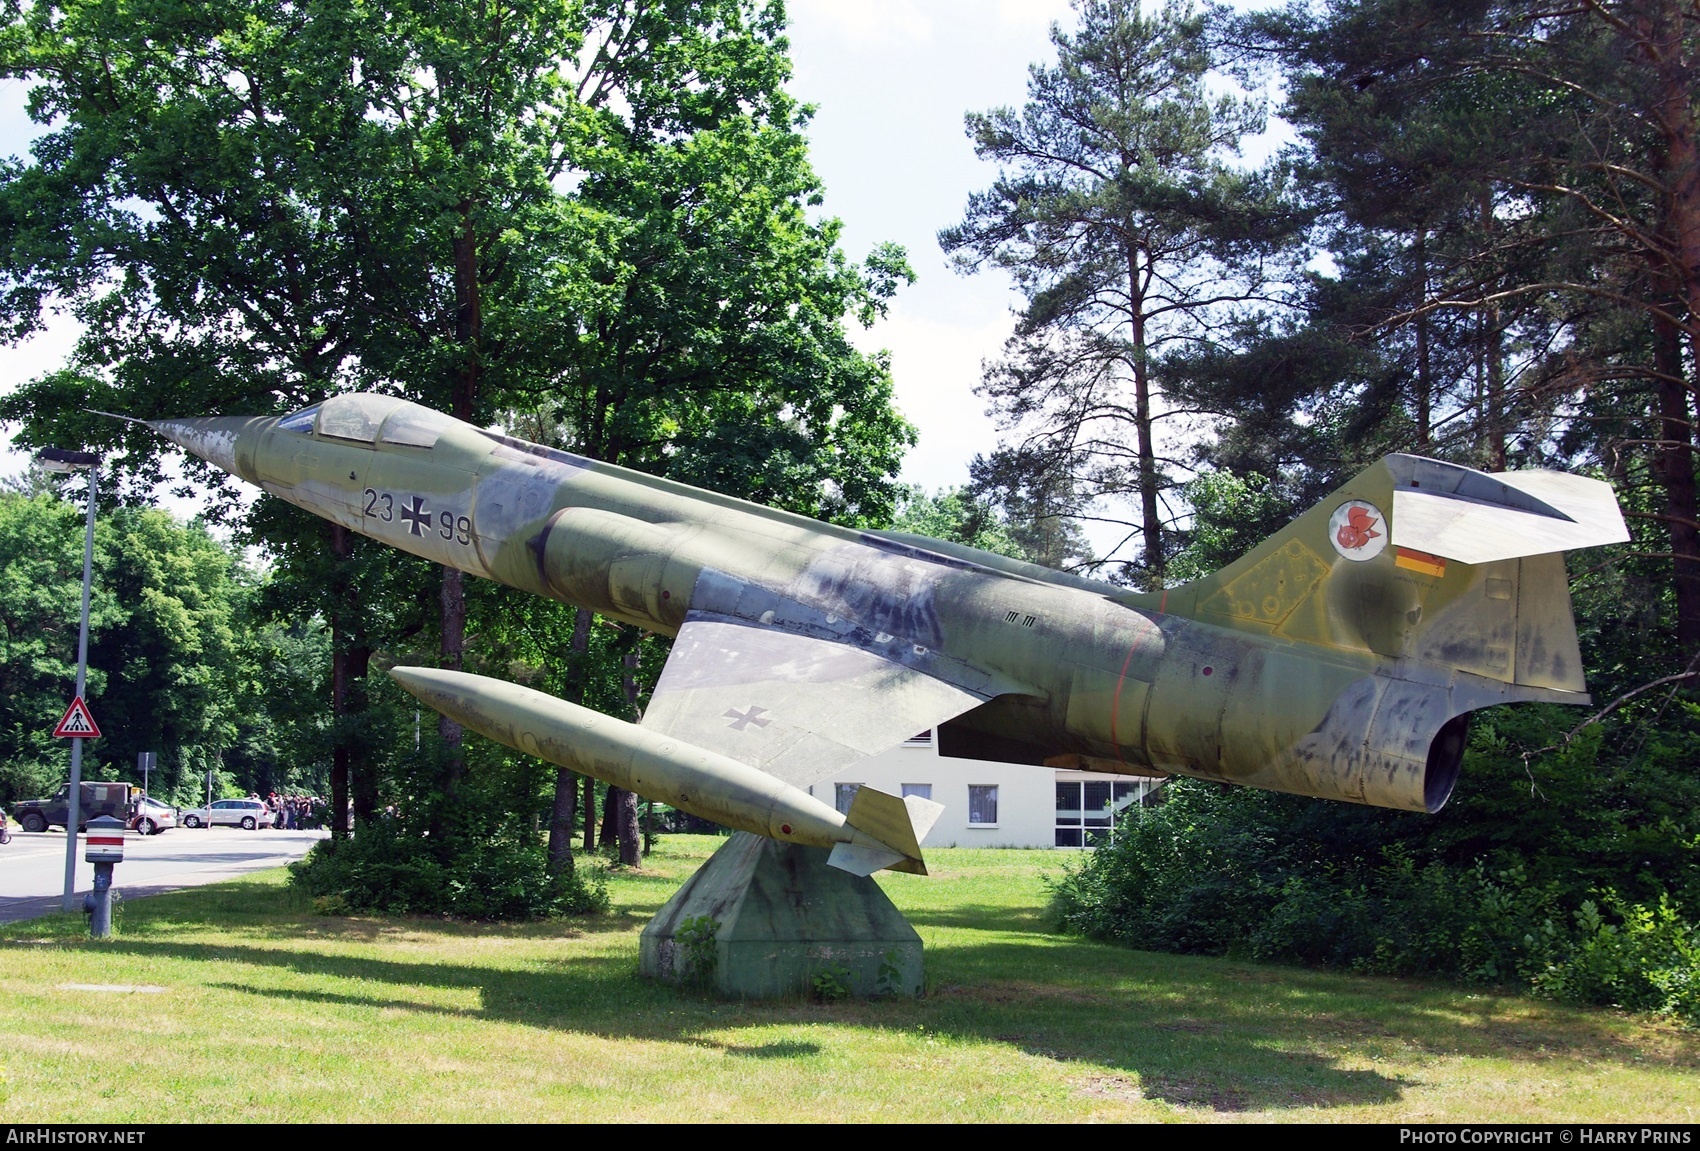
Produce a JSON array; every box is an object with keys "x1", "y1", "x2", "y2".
[
  {"x1": 388, "y1": 665, "x2": 938, "y2": 875},
  {"x1": 147, "y1": 392, "x2": 1629, "y2": 859}
]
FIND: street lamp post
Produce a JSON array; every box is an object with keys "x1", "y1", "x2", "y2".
[{"x1": 38, "y1": 448, "x2": 100, "y2": 912}]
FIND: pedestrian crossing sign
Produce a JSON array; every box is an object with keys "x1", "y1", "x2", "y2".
[{"x1": 53, "y1": 696, "x2": 102, "y2": 739}]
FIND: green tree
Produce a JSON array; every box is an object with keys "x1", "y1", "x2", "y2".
[
  {"x1": 965, "y1": 446, "x2": 1094, "y2": 571},
  {"x1": 1043, "y1": 0, "x2": 1700, "y2": 1012},
  {"x1": 940, "y1": 0, "x2": 1302, "y2": 588},
  {"x1": 1241, "y1": 0, "x2": 1700, "y2": 660},
  {"x1": 1161, "y1": 467, "x2": 1291, "y2": 582},
  {"x1": 0, "y1": 0, "x2": 914, "y2": 878},
  {"x1": 0, "y1": 484, "x2": 266, "y2": 807},
  {"x1": 481, "y1": 47, "x2": 917, "y2": 864},
  {"x1": 218, "y1": 612, "x2": 333, "y2": 802},
  {"x1": 890, "y1": 485, "x2": 1028, "y2": 560},
  {"x1": 247, "y1": 503, "x2": 433, "y2": 833}
]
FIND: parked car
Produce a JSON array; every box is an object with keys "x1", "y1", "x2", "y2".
[
  {"x1": 13, "y1": 781, "x2": 138, "y2": 833},
  {"x1": 180, "y1": 798, "x2": 271, "y2": 830},
  {"x1": 129, "y1": 796, "x2": 180, "y2": 835}
]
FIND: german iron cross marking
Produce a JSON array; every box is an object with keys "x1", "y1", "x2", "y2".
[
  {"x1": 723, "y1": 705, "x2": 772, "y2": 731},
  {"x1": 399, "y1": 495, "x2": 430, "y2": 536}
]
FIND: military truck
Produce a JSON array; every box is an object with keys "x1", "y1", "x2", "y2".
[{"x1": 13, "y1": 781, "x2": 138, "y2": 833}]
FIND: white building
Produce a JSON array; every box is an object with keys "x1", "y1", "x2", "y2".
[{"x1": 808, "y1": 731, "x2": 1163, "y2": 849}]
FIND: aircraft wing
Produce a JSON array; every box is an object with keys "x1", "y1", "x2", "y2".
[{"x1": 640, "y1": 574, "x2": 1002, "y2": 789}]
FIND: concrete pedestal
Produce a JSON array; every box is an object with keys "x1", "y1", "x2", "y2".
[{"x1": 640, "y1": 832, "x2": 923, "y2": 998}]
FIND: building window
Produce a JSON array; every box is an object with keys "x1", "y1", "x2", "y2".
[
  {"x1": 1054, "y1": 780, "x2": 1148, "y2": 847},
  {"x1": 835, "y1": 783, "x2": 861, "y2": 815},
  {"x1": 901, "y1": 783, "x2": 932, "y2": 801},
  {"x1": 968, "y1": 785, "x2": 998, "y2": 826}
]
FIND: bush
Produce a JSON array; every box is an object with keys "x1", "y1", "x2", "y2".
[
  {"x1": 289, "y1": 823, "x2": 608, "y2": 920},
  {"x1": 1531, "y1": 894, "x2": 1700, "y2": 1020},
  {"x1": 1049, "y1": 772, "x2": 1700, "y2": 1025}
]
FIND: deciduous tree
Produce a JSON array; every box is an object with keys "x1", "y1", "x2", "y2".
[
  {"x1": 0, "y1": 484, "x2": 284, "y2": 807},
  {"x1": 0, "y1": 0, "x2": 914, "y2": 885}
]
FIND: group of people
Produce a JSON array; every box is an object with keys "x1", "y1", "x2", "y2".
[{"x1": 252, "y1": 792, "x2": 326, "y2": 830}]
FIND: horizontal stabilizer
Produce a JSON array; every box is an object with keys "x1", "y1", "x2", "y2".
[{"x1": 1388, "y1": 457, "x2": 1627, "y2": 564}]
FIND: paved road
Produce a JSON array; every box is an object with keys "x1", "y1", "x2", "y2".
[{"x1": 0, "y1": 825, "x2": 326, "y2": 924}]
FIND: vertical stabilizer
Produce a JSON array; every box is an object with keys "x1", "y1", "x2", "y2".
[
  {"x1": 1104, "y1": 456, "x2": 1627, "y2": 813},
  {"x1": 1124, "y1": 455, "x2": 1626, "y2": 692}
]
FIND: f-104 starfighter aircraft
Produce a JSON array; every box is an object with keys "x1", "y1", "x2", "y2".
[{"x1": 146, "y1": 393, "x2": 1628, "y2": 876}]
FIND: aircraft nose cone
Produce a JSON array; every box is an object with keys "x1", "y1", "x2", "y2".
[{"x1": 147, "y1": 417, "x2": 255, "y2": 476}]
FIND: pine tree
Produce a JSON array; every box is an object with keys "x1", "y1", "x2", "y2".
[
  {"x1": 1240, "y1": 0, "x2": 1700, "y2": 661},
  {"x1": 941, "y1": 0, "x2": 1303, "y2": 587}
]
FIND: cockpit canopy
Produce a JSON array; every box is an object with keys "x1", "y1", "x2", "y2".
[{"x1": 276, "y1": 394, "x2": 454, "y2": 449}]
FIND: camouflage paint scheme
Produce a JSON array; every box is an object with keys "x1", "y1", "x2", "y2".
[{"x1": 149, "y1": 394, "x2": 1628, "y2": 875}]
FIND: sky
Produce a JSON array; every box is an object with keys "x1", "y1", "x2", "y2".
[
  {"x1": 784, "y1": 0, "x2": 1076, "y2": 493},
  {"x1": 0, "y1": 0, "x2": 1285, "y2": 547}
]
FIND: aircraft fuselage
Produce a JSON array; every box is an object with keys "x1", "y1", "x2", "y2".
[{"x1": 155, "y1": 392, "x2": 1608, "y2": 820}]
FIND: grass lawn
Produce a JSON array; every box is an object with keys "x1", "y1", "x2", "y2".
[{"x1": 1, "y1": 834, "x2": 1694, "y2": 1123}]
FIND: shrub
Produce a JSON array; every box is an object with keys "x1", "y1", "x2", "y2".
[
  {"x1": 1049, "y1": 776, "x2": 1700, "y2": 1025},
  {"x1": 1531, "y1": 894, "x2": 1700, "y2": 1020},
  {"x1": 289, "y1": 823, "x2": 608, "y2": 920}
]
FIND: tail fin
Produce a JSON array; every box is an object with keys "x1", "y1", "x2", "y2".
[
  {"x1": 828, "y1": 787, "x2": 946, "y2": 876},
  {"x1": 1133, "y1": 455, "x2": 1627, "y2": 691}
]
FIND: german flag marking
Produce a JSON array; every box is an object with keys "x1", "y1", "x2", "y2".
[{"x1": 1395, "y1": 547, "x2": 1447, "y2": 578}]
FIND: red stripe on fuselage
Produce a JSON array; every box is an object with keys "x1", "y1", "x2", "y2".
[
  {"x1": 1109, "y1": 638, "x2": 1139, "y2": 763},
  {"x1": 1114, "y1": 592, "x2": 1166, "y2": 762}
]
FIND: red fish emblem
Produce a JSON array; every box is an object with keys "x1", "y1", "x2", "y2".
[{"x1": 1336, "y1": 505, "x2": 1381, "y2": 551}]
